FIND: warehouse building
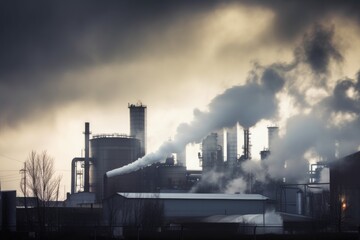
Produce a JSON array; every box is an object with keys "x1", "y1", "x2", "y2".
[{"x1": 103, "y1": 192, "x2": 268, "y2": 227}]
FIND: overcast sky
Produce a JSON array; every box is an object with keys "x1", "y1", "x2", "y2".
[{"x1": 1, "y1": 0, "x2": 360, "y2": 197}]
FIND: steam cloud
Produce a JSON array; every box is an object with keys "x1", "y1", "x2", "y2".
[
  {"x1": 252, "y1": 25, "x2": 360, "y2": 183},
  {"x1": 106, "y1": 67, "x2": 285, "y2": 177},
  {"x1": 108, "y1": 24, "x2": 360, "y2": 181},
  {"x1": 106, "y1": 23, "x2": 360, "y2": 199}
]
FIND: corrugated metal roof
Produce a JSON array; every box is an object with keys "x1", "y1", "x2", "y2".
[{"x1": 116, "y1": 192, "x2": 268, "y2": 200}]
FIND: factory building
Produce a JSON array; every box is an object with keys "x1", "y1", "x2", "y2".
[
  {"x1": 69, "y1": 103, "x2": 146, "y2": 203},
  {"x1": 103, "y1": 192, "x2": 268, "y2": 226},
  {"x1": 200, "y1": 133, "x2": 223, "y2": 172},
  {"x1": 155, "y1": 156, "x2": 187, "y2": 191},
  {"x1": 330, "y1": 151, "x2": 360, "y2": 231}
]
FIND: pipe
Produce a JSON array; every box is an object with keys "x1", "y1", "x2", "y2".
[
  {"x1": 71, "y1": 157, "x2": 84, "y2": 194},
  {"x1": 84, "y1": 122, "x2": 90, "y2": 192},
  {"x1": 297, "y1": 190, "x2": 303, "y2": 215}
]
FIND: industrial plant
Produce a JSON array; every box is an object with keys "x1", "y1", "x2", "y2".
[{"x1": 1, "y1": 102, "x2": 360, "y2": 239}]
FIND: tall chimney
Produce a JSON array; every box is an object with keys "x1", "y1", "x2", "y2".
[
  {"x1": 129, "y1": 103, "x2": 147, "y2": 157},
  {"x1": 84, "y1": 122, "x2": 90, "y2": 192}
]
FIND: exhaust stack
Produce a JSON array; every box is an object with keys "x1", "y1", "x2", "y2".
[{"x1": 84, "y1": 122, "x2": 90, "y2": 192}]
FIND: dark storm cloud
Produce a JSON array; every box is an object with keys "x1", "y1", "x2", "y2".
[
  {"x1": 0, "y1": 0, "x2": 218, "y2": 128},
  {"x1": 276, "y1": 24, "x2": 343, "y2": 109},
  {"x1": 242, "y1": 0, "x2": 360, "y2": 41},
  {"x1": 315, "y1": 71, "x2": 360, "y2": 115},
  {"x1": 301, "y1": 25, "x2": 342, "y2": 75},
  {"x1": 1, "y1": 0, "x2": 358, "y2": 83},
  {"x1": 0, "y1": 0, "x2": 216, "y2": 82},
  {"x1": 1, "y1": 0, "x2": 360, "y2": 130}
]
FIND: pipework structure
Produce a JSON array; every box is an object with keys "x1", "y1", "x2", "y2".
[
  {"x1": 129, "y1": 102, "x2": 147, "y2": 157},
  {"x1": 243, "y1": 128, "x2": 251, "y2": 160},
  {"x1": 201, "y1": 133, "x2": 223, "y2": 172}
]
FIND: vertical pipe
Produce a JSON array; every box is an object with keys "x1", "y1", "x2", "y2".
[
  {"x1": 297, "y1": 190, "x2": 303, "y2": 215},
  {"x1": 84, "y1": 122, "x2": 90, "y2": 192},
  {"x1": 71, "y1": 158, "x2": 76, "y2": 194}
]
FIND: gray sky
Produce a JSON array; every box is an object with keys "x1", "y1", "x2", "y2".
[{"x1": 1, "y1": 0, "x2": 360, "y2": 197}]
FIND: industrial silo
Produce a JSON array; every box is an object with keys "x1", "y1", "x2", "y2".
[{"x1": 90, "y1": 134, "x2": 141, "y2": 201}]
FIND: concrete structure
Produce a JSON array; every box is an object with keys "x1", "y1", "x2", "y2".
[
  {"x1": 129, "y1": 103, "x2": 147, "y2": 156},
  {"x1": 90, "y1": 134, "x2": 141, "y2": 201},
  {"x1": 103, "y1": 192, "x2": 268, "y2": 226}
]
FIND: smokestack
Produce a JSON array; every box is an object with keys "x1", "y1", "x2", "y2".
[
  {"x1": 129, "y1": 103, "x2": 147, "y2": 157},
  {"x1": 84, "y1": 122, "x2": 90, "y2": 192}
]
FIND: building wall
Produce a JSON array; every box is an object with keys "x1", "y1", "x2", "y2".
[
  {"x1": 163, "y1": 199, "x2": 265, "y2": 218},
  {"x1": 103, "y1": 193, "x2": 267, "y2": 226},
  {"x1": 156, "y1": 165, "x2": 187, "y2": 190}
]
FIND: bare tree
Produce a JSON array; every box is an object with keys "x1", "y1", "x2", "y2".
[{"x1": 20, "y1": 151, "x2": 62, "y2": 231}]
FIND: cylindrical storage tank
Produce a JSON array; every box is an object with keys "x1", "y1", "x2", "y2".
[{"x1": 90, "y1": 135, "x2": 141, "y2": 202}]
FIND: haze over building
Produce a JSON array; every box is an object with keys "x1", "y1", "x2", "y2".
[{"x1": 2, "y1": 1, "x2": 360, "y2": 238}]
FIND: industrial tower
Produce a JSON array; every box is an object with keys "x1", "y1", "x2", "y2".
[{"x1": 129, "y1": 102, "x2": 147, "y2": 156}]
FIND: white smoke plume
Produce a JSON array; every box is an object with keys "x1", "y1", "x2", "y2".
[
  {"x1": 107, "y1": 67, "x2": 285, "y2": 177},
  {"x1": 108, "y1": 24, "x2": 360, "y2": 184},
  {"x1": 190, "y1": 170, "x2": 225, "y2": 193},
  {"x1": 241, "y1": 159, "x2": 267, "y2": 183},
  {"x1": 224, "y1": 177, "x2": 247, "y2": 194}
]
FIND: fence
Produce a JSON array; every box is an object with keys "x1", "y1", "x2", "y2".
[{"x1": 3, "y1": 223, "x2": 359, "y2": 240}]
